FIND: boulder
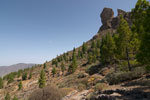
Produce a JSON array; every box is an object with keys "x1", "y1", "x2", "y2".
[{"x1": 101, "y1": 8, "x2": 114, "y2": 25}]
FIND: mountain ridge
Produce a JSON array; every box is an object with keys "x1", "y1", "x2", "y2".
[{"x1": 0, "y1": 63, "x2": 36, "y2": 77}]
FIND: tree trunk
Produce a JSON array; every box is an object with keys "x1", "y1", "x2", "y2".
[{"x1": 126, "y1": 47, "x2": 131, "y2": 71}]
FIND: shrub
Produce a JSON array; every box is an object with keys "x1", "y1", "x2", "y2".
[
  {"x1": 78, "y1": 83, "x2": 86, "y2": 91},
  {"x1": 78, "y1": 73, "x2": 87, "y2": 78},
  {"x1": 52, "y1": 67, "x2": 56, "y2": 77},
  {"x1": 94, "y1": 83, "x2": 107, "y2": 91},
  {"x1": 18, "y1": 81, "x2": 22, "y2": 90},
  {"x1": 104, "y1": 67, "x2": 146, "y2": 85},
  {"x1": 29, "y1": 86, "x2": 65, "y2": 100}
]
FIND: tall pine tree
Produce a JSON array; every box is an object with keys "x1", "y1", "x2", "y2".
[
  {"x1": 137, "y1": 6, "x2": 150, "y2": 66},
  {"x1": 38, "y1": 70, "x2": 46, "y2": 88},
  {"x1": 100, "y1": 33, "x2": 116, "y2": 64},
  {"x1": 116, "y1": 15, "x2": 139, "y2": 71}
]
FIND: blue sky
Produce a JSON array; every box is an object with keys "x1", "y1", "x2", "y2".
[{"x1": 0, "y1": 0, "x2": 137, "y2": 66}]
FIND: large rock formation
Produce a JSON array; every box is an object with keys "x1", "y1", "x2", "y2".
[{"x1": 98, "y1": 8, "x2": 132, "y2": 33}]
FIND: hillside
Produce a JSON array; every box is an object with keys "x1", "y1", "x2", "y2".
[
  {"x1": 0, "y1": 0, "x2": 150, "y2": 100},
  {"x1": 0, "y1": 63, "x2": 36, "y2": 77}
]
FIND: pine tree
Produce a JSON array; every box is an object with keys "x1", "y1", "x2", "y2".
[
  {"x1": 0, "y1": 77, "x2": 3, "y2": 89},
  {"x1": 116, "y1": 16, "x2": 137, "y2": 71},
  {"x1": 38, "y1": 70, "x2": 46, "y2": 88},
  {"x1": 18, "y1": 81, "x2": 22, "y2": 90},
  {"x1": 5, "y1": 93, "x2": 11, "y2": 100},
  {"x1": 73, "y1": 47, "x2": 76, "y2": 52},
  {"x1": 63, "y1": 53, "x2": 67, "y2": 62},
  {"x1": 82, "y1": 42, "x2": 87, "y2": 54},
  {"x1": 52, "y1": 67, "x2": 56, "y2": 77},
  {"x1": 96, "y1": 39, "x2": 101, "y2": 48},
  {"x1": 68, "y1": 50, "x2": 77, "y2": 73},
  {"x1": 91, "y1": 41, "x2": 96, "y2": 49},
  {"x1": 22, "y1": 72, "x2": 27, "y2": 80},
  {"x1": 100, "y1": 33, "x2": 116, "y2": 64},
  {"x1": 88, "y1": 52, "x2": 93, "y2": 64},
  {"x1": 44, "y1": 63, "x2": 47, "y2": 69},
  {"x1": 7, "y1": 74, "x2": 14, "y2": 84},
  {"x1": 137, "y1": 7, "x2": 150, "y2": 66},
  {"x1": 61, "y1": 62, "x2": 65, "y2": 73},
  {"x1": 17, "y1": 69, "x2": 23, "y2": 78},
  {"x1": 29, "y1": 72, "x2": 32, "y2": 79},
  {"x1": 78, "y1": 50, "x2": 83, "y2": 58},
  {"x1": 131, "y1": 0, "x2": 149, "y2": 35}
]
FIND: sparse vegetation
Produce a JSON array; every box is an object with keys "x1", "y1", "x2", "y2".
[
  {"x1": 94, "y1": 83, "x2": 107, "y2": 91},
  {"x1": 38, "y1": 70, "x2": 46, "y2": 88},
  {"x1": 18, "y1": 81, "x2": 22, "y2": 90},
  {"x1": 0, "y1": 77, "x2": 3, "y2": 89},
  {"x1": 22, "y1": 72, "x2": 27, "y2": 80},
  {"x1": 12, "y1": 96, "x2": 18, "y2": 100},
  {"x1": 29, "y1": 86, "x2": 65, "y2": 100},
  {"x1": 52, "y1": 67, "x2": 56, "y2": 77},
  {"x1": 5, "y1": 93, "x2": 11, "y2": 100}
]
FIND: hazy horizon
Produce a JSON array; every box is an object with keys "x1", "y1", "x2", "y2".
[{"x1": 0, "y1": 0, "x2": 137, "y2": 66}]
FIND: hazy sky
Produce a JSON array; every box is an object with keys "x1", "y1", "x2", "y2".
[{"x1": 0, "y1": 0, "x2": 137, "y2": 66}]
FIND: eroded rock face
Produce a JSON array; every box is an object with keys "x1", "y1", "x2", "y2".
[
  {"x1": 98, "y1": 8, "x2": 132, "y2": 33},
  {"x1": 100, "y1": 8, "x2": 114, "y2": 31},
  {"x1": 101, "y1": 8, "x2": 114, "y2": 25}
]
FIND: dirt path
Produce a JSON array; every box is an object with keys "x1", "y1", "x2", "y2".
[{"x1": 62, "y1": 90, "x2": 90, "y2": 100}]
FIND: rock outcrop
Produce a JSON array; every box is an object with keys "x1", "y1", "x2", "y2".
[{"x1": 98, "y1": 8, "x2": 132, "y2": 33}]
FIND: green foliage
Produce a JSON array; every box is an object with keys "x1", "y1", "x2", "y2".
[
  {"x1": 116, "y1": 16, "x2": 132, "y2": 58},
  {"x1": 52, "y1": 59, "x2": 58, "y2": 67},
  {"x1": 18, "y1": 81, "x2": 22, "y2": 90},
  {"x1": 104, "y1": 67, "x2": 146, "y2": 85},
  {"x1": 133, "y1": 1, "x2": 150, "y2": 67},
  {"x1": 61, "y1": 62, "x2": 65, "y2": 73},
  {"x1": 63, "y1": 53, "x2": 67, "y2": 62},
  {"x1": 22, "y1": 72, "x2": 27, "y2": 80},
  {"x1": 78, "y1": 49, "x2": 83, "y2": 58},
  {"x1": 3, "y1": 72, "x2": 17, "y2": 84},
  {"x1": 5, "y1": 93, "x2": 11, "y2": 100},
  {"x1": 145, "y1": 65, "x2": 150, "y2": 73},
  {"x1": 12, "y1": 96, "x2": 19, "y2": 100},
  {"x1": 44, "y1": 63, "x2": 47, "y2": 69},
  {"x1": 29, "y1": 72, "x2": 32, "y2": 79},
  {"x1": 17, "y1": 69, "x2": 23, "y2": 78},
  {"x1": 52, "y1": 67, "x2": 56, "y2": 77},
  {"x1": 96, "y1": 39, "x2": 101, "y2": 48},
  {"x1": 82, "y1": 42, "x2": 87, "y2": 54},
  {"x1": 39, "y1": 70, "x2": 46, "y2": 88},
  {"x1": 100, "y1": 33, "x2": 116, "y2": 64},
  {"x1": 88, "y1": 52, "x2": 96, "y2": 64},
  {"x1": 115, "y1": 16, "x2": 140, "y2": 71},
  {"x1": 131, "y1": 0, "x2": 149, "y2": 34},
  {"x1": 91, "y1": 41, "x2": 96, "y2": 49},
  {"x1": 0, "y1": 77, "x2": 3, "y2": 89},
  {"x1": 68, "y1": 50, "x2": 78, "y2": 73}
]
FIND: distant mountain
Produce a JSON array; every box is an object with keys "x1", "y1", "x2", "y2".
[{"x1": 0, "y1": 63, "x2": 36, "y2": 77}]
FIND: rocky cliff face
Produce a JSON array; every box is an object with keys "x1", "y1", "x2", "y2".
[{"x1": 98, "y1": 8, "x2": 132, "y2": 33}]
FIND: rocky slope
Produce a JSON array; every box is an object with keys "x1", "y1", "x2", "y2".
[{"x1": 0, "y1": 8, "x2": 150, "y2": 100}]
